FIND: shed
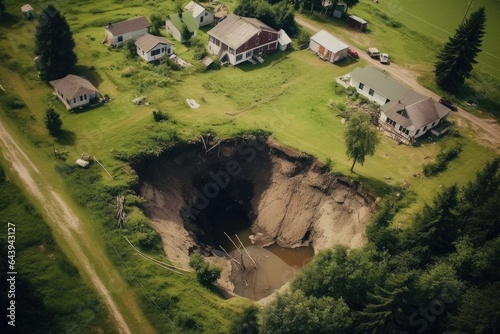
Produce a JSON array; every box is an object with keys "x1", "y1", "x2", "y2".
[
  {"x1": 278, "y1": 29, "x2": 292, "y2": 51},
  {"x1": 309, "y1": 30, "x2": 349, "y2": 63},
  {"x1": 76, "y1": 159, "x2": 89, "y2": 168},
  {"x1": 348, "y1": 15, "x2": 367, "y2": 31},
  {"x1": 21, "y1": 4, "x2": 35, "y2": 18}
]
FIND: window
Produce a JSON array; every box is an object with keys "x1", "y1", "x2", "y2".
[
  {"x1": 80, "y1": 96, "x2": 83, "y2": 101},
  {"x1": 385, "y1": 99, "x2": 390, "y2": 104},
  {"x1": 246, "y1": 51, "x2": 252, "y2": 58},
  {"x1": 415, "y1": 129, "x2": 420, "y2": 135},
  {"x1": 84, "y1": 94, "x2": 87, "y2": 100},
  {"x1": 73, "y1": 98, "x2": 76, "y2": 103},
  {"x1": 405, "y1": 129, "x2": 409, "y2": 135},
  {"x1": 236, "y1": 54, "x2": 243, "y2": 61},
  {"x1": 255, "y1": 37, "x2": 260, "y2": 45},
  {"x1": 386, "y1": 118, "x2": 391, "y2": 123},
  {"x1": 200, "y1": 16, "x2": 204, "y2": 23},
  {"x1": 423, "y1": 126, "x2": 427, "y2": 131},
  {"x1": 369, "y1": 88, "x2": 374, "y2": 96},
  {"x1": 358, "y1": 83, "x2": 364, "y2": 90},
  {"x1": 399, "y1": 125, "x2": 403, "y2": 131},
  {"x1": 432, "y1": 122, "x2": 435, "y2": 127},
  {"x1": 229, "y1": 48, "x2": 235, "y2": 55},
  {"x1": 268, "y1": 34, "x2": 272, "y2": 41},
  {"x1": 205, "y1": 12, "x2": 208, "y2": 16},
  {"x1": 117, "y1": 36, "x2": 123, "y2": 42},
  {"x1": 151, "y1": 49, "x2": 161, "y2": 56},
  {"x1": 142, "y1": 51, "x2": 145, "y2": 55}
]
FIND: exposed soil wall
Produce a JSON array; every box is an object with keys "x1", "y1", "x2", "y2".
[{"x1": 136, "y1": 138, "x2": 375, "y2": 269}]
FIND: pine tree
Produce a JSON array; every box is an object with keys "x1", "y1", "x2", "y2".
[
  {"x1": 344, "y1": 113, "x2": 380, "y2": 172},
  {"x1": 34, "y1": 5, "x2": 77, "y2": 81},
  {"x1": 434, "y1": 7, "x2": 486, "y2": 92},
  {"x1": 0, "y1": 0, "x2": 6, "y2": 13},
  {"x1": 44, "y1": 108, "x2": 62, "y2": 136}
]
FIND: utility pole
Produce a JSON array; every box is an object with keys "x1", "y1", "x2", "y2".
[{"x1": 461, "y1": 0, "x2": 475, "y2": 25}]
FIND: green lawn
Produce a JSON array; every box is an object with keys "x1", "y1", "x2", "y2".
[{"x1": 0, "y1": 0, "x2": 498, "y2": 332}]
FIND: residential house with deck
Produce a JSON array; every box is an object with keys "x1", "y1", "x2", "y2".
[
  {"x1": 349, "y1": 66, "x2": 450, "y2": 144},
  {"x1": 135, "y1": 33, "x2": 173, "y2": 62}
]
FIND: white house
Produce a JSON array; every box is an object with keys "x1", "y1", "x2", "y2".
[
  {"x1": 21, "y1": 4, "x2": 35, "y2": 18},
  {"x1": 278, "y1": 29, "x2": 292, "y2": 51},
  {"x1": 184, "y1": 1, "x2": 214, "y2": 27},
  {"x1": 135, "y1": 33, "x2": 173, "y2": 62},
  {"x1": 379, "y1": 91, "x2": 450, "y2": 143},
  {"x1": 104, "y1": 16, "x2": 150, "y2": 47},
  {"x1": 348, "y1": 66, "x2": 450, "y2": 144},
  {"x1": 349, "y1": 66, "x2": 410, "y2": 105},
  {"x1": 309, "y1": 30, "x2": 349, "y2": 63},
  {"x1": 49, "y1": 74, "x2": 100, "y2": 110},
  {"x1": 207, "y1": 14, "x2": 280, "y2": 65}
]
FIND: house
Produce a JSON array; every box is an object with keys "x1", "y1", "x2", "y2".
[
  {"x1": 49, "y1": 74, "x2": 100, "y2": 110},
  {"x1": 349, "y1": 66, "x2": 450, "y2": 144},
  {"x1": 166, "y1": 12, "x2": 198, "y2": 42},
  {"x1": 348, "y1": 15, "x2": 367, "y2": 31},
  {"x1": 309, "y1": 30, "x2": 349, "y2": 63},
  {"x1": 184, "y1": 1, "x2": 214, "y2": 27},
  {"x1": 278, "y1": 29, "x2": 292, "y2": 51},
  {"x1": 349, "y1": 66, "x2": 410, "y2": 105},
  {"x1": 104, "y1": 16, "x2": 150, "y2": 47},
  {"x1": 21, "y1": 4, "x2": 35, "y2": 18},
  {"x1": 379, "y1": 91, "x2": 450, "y2": 143},
  {"x1": 207, "y1": 14, "x2": 280, "y2": 65},
  {"x1": 322, "y1": 1, "x2": 346, "y2": 18},
  {"x1": 135, "y1": 33, "x2": 173, "y2": 62}
]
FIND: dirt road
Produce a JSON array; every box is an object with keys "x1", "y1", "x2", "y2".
[
  {"x1": 295, "y1": 15, "x2": 500, "y2": 150},
  {"x1": 0, "y1": 121, "x2": 133, "y2": 334}
]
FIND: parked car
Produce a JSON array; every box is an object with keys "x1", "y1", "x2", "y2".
[
  {"x1": 367, "y1": 47, "x2": 380, "y2": 58},
  {"x1": 439, "y1": 97, "x2": 458, "y2": 111},
  {"x1": 379, "y1": 53, "x2": 390, "y2": 64},
  {"x1": 348, "y1": 48, "x2": 359, "y2": 58}
]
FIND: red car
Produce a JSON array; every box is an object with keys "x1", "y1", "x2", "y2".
[{"x1": 348, "y1": 48, "x2": 359, "y2": 58}]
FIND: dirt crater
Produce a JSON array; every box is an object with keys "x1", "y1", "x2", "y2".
[{"x1": 136, "y1": 138, "x2": 376, "y2": 270}]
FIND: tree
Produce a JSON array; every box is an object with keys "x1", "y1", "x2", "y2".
[
  {"x1": 181, "y1": 24, "x2": 192, "y2": 43},
  {"x1": 434, "y1": 7, "x2": 486, "y2": 92},
  {"x1": 44, "y1": 108, "x2": 62, "y2": 136},
  {"x1": 344, "y1": 0, "x2": 360, "y2": 15},
  {"x1": 261, "y1": 290, "x2": 352, "y2": 334},
  {"x1": 34, "y1": 5, "x2": 77, "y2": 81},
  {"x1": 0, "y1": 0, "x2": 6, "y2": 13},
  {"x1": 231, "y1": 305, "x2": 259, "y2": 334},
  {"x1": 149, "y1": 14, "x2": 163, "y2": 36},
  {"x1": 344, "y1": 113, "x2": 380, "y2": 172},
  {"x1": 126, "y1": 40, "x2": 137, "y2": 59}
]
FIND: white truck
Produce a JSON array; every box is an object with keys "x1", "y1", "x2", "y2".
[{"x1": 367, "y1": 47, "x2": 380, "y2": 58}]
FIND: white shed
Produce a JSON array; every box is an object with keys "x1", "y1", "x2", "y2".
[
  {"x1": 21, "y1": 4, "x2": 35, "y2": 18},
  {"x1": 278, "y1": 29, "x2": 292, "y2": 51},
  {"x1": 309, "y1": 30, "x2": 349, "y2": 63}
]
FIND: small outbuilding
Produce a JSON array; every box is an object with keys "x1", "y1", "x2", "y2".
[
  {"x1": 278, "y1": 29, "x2": 292, "y2": 51},
  {"x1": 309, "y1": 30, "x2": 349, "y2": 63},
  {"x1": 21, "y1": 4, "x2": 35, "y2": 18},
  {"x1": 184, "y1": 1, "x2": 214, "y2": 27},
  {"x1": 348, "y1": 15, "x2": 368, "y2": 31},
  {"x1": 135, "y1": 33, "x2": 173, "y2": 62},
  {"x1": 76, "y1": 159, "x2": 89, "y2": 168}
]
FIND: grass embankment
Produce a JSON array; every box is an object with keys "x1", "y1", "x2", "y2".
[
  {"x1": 0, "y1": 0, "x2": 498, "y2": 332},
  {"x1": 0, "y1": 164, "x2": 115, "y2": 333}
]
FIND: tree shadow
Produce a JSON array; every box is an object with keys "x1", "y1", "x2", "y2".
[
  {"x1": 55, "y1": 130, "x2": 76, "y2": 146},
  {"x1": 73, "y1": 65, "x2": 104, "y2": 87},
  {"x1": 0, "y1": 12, "x2": 22, "y2": 27}
]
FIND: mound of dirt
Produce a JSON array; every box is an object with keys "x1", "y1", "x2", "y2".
[{"x1": 136, "y1": 138, "x2": 376, "y2": 270}]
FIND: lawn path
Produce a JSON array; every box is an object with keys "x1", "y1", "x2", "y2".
[
  {"x1": 296, "y1": 15, "x2": 500, "y2": 152},
  {"x1": 0, "y1": 120, "x2": 133, "y2": 334}
]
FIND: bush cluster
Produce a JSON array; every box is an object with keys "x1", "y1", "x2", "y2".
[{"x1": 423, "y1": 144, "x2": 462, "y2": 176}]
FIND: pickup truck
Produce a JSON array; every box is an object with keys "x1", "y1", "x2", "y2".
[{"x1": 379, "y1": 53, "x2": 390, "y2": 64}]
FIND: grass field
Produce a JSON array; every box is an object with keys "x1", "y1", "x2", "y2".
[{"x1": 0, "y1": 0, "x2": 498, "y2": 332}]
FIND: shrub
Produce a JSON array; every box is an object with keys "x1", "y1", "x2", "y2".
[
  {"x1": 189, "y1": 253, "x2": 221, "y2": 287},
  {"x1": 126, "y1": 40, "x2": 137, "y2": 59},
  {"x1": 44, "y1": 108, "x2": 63, "y2": 136},
  {"x1": 423, "y1": 144, "x2": 462, "y2": 176},
  {"x1": 152, "y1": 110, "x2": 169, "y2": 122},
  {"x1": 296, "y1": 29, "x2": 310, "y2": 49}
]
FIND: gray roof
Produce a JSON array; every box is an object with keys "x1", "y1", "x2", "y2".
[
  {"x1": 106, "y1": 16, "x2": 150, "y2": 36},
  {"x1": 382, "y1": 90, "x2": 450, "y2": 130},
  {"x1": 350, "y1": 66, "x2": 410, "y2": 101},
  {"x1": 135, "y1": 33, "x2": 171, "y2": 52},
  {"x1": 310, "y1": 30, "x2": 349, "y2": 53},
  {"x1": 207, "y1": 14, "x2": 277, "y2": 49},
  {"x1": 349, "y1": 15, "x2": 367, "y2": 24},
  {"x1": 49, "y1": 74, "x2": 99, "y2": 100},
  {"x1": 184, "y1": 1, "x2": 206, "y2": 18}
]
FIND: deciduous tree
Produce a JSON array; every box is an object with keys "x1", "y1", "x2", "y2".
[
  {"x1": 434, "y1": 7, "x2": 486, "y2": 92},
  {"x1": 44, "y1": 108, "x2": 62, "y2": 136},
  {"x1": 344, "y1": 112, "x2": 379, "y2": 172},
  {"x1": 34, "y1": 5, "x2": 77, "y2": 81}
]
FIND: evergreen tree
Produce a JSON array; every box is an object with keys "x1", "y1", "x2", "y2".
[
  {"x1": 44, "y1": 108, "x2": 62, "y2": 136},
  {"x1": 0, "y1": 0, "x2": 6, "y2": 13},
  {"x1": 344, "y1": 113, "x2": 380, "y2": 172},
  {"x1": 34, "y1": 5, "x2": 77, "y2": 81},
  {"x1": 434, "y1": 7, "x2": 486, "y2": 92},
  {"x1": 356, "y1": 272, "x2": 419, "y2": 334}
]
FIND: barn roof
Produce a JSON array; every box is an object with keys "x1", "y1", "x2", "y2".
[
  {"x1": 135, "y1": 33, "x2": 171, "y2": 52},
  {"x1": 106, "y1": 16, "x2": 150, "y2": 36},
  {"x1": 49, "y1": 74, "x2": 99, "y2": 100},
  {"x1": 350, "y1": 66, "x2": 410, "y2": 102},
  {"x1": 207, "y1": 14, "x2": 277, "y2": 49},
  {"x1": 310, "y1": 30, "x2": 349, "y2": 53}
]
